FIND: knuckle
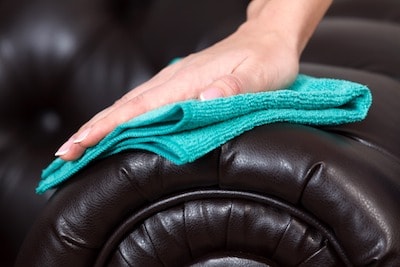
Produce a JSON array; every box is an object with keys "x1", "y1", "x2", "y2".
[
  {"x1": 219, "y1": 75, "x2": 243, "y2": 95},
  {"x1": 113, "y1": 95, "x2": 129, "y2": 106}
]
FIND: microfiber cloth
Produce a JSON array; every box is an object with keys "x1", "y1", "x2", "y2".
[{"x1": 36, "y1": 74, "x2": 372, "y2": 194}]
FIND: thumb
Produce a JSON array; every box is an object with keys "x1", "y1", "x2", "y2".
[
  {"x1": 199, "y1": 74, "x2": 245, "y2": 101},
  {"x1": 199, "y1": 61, "x2": 274, "y2": 100}
]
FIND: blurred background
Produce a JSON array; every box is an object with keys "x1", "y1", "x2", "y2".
[{"x1": 1, "y1": 0, "x2": 399, "y2": 266}]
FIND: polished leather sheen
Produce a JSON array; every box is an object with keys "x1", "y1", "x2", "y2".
[
  {"x1": 1, "y1": 0, "x2": 400, "y2": 266},
  {"x1": 15, "y1": 65, "x2": 400, "y2": 265}
]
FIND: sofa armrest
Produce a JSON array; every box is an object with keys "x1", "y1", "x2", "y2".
[{"x1": 15, "y1": 65, "x2": 400, "y2": 266}]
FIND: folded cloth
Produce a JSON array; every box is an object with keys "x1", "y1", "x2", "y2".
[{"x1": 36, "y1": 74, "x2": 372, "y2": 194}]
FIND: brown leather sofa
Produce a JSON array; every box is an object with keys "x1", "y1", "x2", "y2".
[{"x1": 1, "y1": 0, "x2": 399, "y2": 266}]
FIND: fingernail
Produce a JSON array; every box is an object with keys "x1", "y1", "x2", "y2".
[
  {"x1": 55, "y1": 138, "x2": 73, "y2": 156},
  {"x1": 73, "y1": 128, "x2": 91, "y2": 144},
  {"x1": 200, "y1": 88, "x2": 223, "y2": 101}
]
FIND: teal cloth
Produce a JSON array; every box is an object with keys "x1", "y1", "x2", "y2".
[{"x1": 37, "y1": 74, "x2": 372, "y2": 194}]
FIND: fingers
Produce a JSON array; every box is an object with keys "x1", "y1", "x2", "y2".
[
  {"x1": 77, "y1": 62, "x2": 182, "y2": 130},
  {"x1": 56, "y1": 76, "x2": 200, "y2": 160},
  {"x1": 56, "y1": 59, "x2": 282, "y2": 161},
  {"x1": 55, "y1": 139, "x2": 86, "y2": 161},
  {"x1": 200, "y1": 74, "x2": 243, "y2": 100},
  {"x1": 55, "y1": 63, "x2": 186, "y2": 160},
  {"x1": 55, "y1": 37, "x2": 299, "y2": 161}
]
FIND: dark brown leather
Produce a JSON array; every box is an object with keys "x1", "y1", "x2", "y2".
[
  {"x1": 2, "y1": 0, "x2": 400, "y2": 266},
  {"x1": 15, "y1": 64, "x2": 400, "y2": 266}
]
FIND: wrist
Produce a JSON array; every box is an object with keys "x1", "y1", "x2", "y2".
[{"x1": 244, "y1": 0, "x2": 332, "y2": 55}]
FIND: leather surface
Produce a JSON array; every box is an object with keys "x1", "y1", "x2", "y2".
[
  {"x1": 1, "y1": 0, "x2": 400, "y2": 266},
  {"x1": 15, "y1": 65, "x2": 400, "y2": 266}
]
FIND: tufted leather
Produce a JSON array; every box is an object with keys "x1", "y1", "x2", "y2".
[
  {"x1": 15, "y1": 64, "x2": 400, "y2": 266},
  {"x1": 1, "y1": 0, "x2": 400, "y2": 266},
  {"x1": 1, "y1": 1, "x2": 247, "y2": 265}
]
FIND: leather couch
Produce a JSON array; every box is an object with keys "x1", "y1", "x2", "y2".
[{"x1": 1, "y1": 0, "x2": 399, "y2": 266}]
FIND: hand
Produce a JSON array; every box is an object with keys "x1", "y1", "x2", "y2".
[{"x1": 55, "y1": 21, "x2": 301, "y2": 161}]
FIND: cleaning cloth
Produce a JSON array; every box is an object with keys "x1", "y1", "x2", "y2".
[{"x1": 37, "y1": 74, "x2": 372, "y2": 194}]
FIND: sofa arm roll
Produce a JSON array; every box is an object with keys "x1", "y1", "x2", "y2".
[{"x1": 16, "y1": 65, "x2": 400, "y2": 267}]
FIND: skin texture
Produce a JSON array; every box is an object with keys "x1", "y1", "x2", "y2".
[{"x1": 56, "y1": 0, "x2": 333, "y2": 160}]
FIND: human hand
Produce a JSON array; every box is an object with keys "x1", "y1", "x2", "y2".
[{"x1": 55, "y1": 20, "x2": 301, "y2": 161}]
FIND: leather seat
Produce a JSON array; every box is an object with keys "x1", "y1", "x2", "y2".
[{"x1": 1, "y1": 0, "x2": 399, "y2": 266}]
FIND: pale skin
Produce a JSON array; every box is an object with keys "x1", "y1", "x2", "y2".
[{"x1": 56, "y1": 0, "x2": 333, "y2": 160}]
